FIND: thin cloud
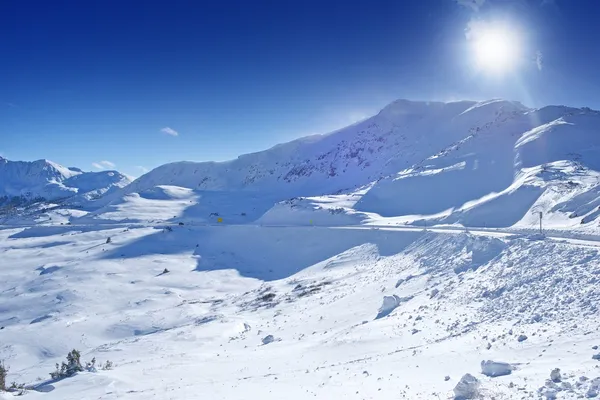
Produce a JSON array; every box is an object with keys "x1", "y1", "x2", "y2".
[
  {"x1": 100, "y1": 160, "x2": 116, "y2": 168},
  {"x1": 161, "y1": 127, "x2": 179, "y2": 136},
  {"x1": 536, "y1": 51, "x2": 543, "y2": 71},
  {"x1": 92, "y1": 160, "x2": 116, "y2": 170},
  {"x1": 455, "y1": 0, "x2": 486, "y2": 11},
  {"x1": 135, "y1": 166, "x2": 149, "y2": 173}
]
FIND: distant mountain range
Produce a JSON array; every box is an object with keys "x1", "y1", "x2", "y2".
[{"x1": 0, "y1": 156, "x2": 131, "y2": 206}]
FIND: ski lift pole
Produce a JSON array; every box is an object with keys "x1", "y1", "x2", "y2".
[{"x1": 538, "y1": 211, "x2": 543, "y2": 235}]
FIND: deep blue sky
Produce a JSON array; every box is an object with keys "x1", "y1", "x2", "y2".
[{"x1": 2, "y1": 0, "x2": 600, "y2": 176}]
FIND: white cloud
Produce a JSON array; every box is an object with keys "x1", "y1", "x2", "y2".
[
  {"x1": 161, "y1": 127, "x2": 179, "y2": 136},
  {"x1": 455, "y1": 0, "x2": 486, "y2": 11},
  {"x1": 100, "y1": 160, "x2": 115, "y2": 168},
  {"x1": 92, "y1": 160, "x2": 116, "y2": 170},
  {"x1": 135, "y1": 166, "x2": 149, "y2": 173},
  {"x1": 535, "y1": 51, "x2": 543, "y2": 71}
]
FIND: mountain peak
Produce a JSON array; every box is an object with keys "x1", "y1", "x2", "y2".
[{"x1": 0, "y1": 157, "x2": 131, "y2": 204}]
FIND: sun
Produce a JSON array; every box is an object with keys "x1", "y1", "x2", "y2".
[{"x1": 471, "y1": 23, "x2": 521, "y2": 74}]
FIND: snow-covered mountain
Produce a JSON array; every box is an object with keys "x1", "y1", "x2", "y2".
[
  {"x1": 0, "y1": 157, "x2": 131, "y2": 205},
  {"x1": 114, "y1": 100, "x2": 528, "y2": 196},
  {"x1": 88, "y1": 99, "x2": 600, "y2": 231},
  {"x1": 355, "y1": 103, "x2": 600, "y2": 228}
]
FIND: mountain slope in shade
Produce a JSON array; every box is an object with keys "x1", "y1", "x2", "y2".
[{"x1": 0, "y1": 156, "x2": 132, "y2": 204}]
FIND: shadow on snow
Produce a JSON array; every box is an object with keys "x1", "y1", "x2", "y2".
[{"x1": 102, "y1": 225, "x2": 426, "y2": 281}]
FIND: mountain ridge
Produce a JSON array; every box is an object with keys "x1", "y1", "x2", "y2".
[{"x1": 0, "y1": 157, "x2": 131, "y2": 206}]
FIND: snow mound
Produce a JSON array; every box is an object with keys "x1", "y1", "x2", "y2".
[
  {"x1": 77, "y1": 186, "x2": 199, "y2": 223},
  {"x1": 375, "y1": 295, "x2": 402, "y2": 319},
  {"x1": 257, "y1": 194, "x2": 368, "y2": 226}
]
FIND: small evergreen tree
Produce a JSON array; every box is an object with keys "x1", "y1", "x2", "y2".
[
  {"x1": 50, "y1": 350, "x2": 84, "y2": 380},
  {"x1": 65, "y1": 349, "x2": 83, "y2": 376},
  {"x1": 0, "y1": 360, "x2": 7, "y2": 391}
]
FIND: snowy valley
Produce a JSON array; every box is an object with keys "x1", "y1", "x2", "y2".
[{"x1": 1, "y1": 99, "x2": 600, "y2": 399}]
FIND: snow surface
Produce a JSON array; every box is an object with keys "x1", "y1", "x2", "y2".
[
  {"x1": 1, "y1": 223, "x2": 600, "y2": 399},
  {"x1": 2, "y1": 99, "x2": 600, "y2": 399}
]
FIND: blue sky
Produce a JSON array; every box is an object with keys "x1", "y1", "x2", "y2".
[{"x1": 2, "y1": 0, "x2": 600, "y2": 177}]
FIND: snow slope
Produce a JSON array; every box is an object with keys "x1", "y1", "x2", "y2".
[
  {"x1": 355, "y1": 105, "x2": 600, "y2": 230},
  {"x1": 1, "y1": 223, "x2": 600, "y2": 399},
  {"x1": 0, "y1": 157, "x2": 131, "y2": 205}
]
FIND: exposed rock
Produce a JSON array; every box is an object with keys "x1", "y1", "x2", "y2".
[
  {"x1": 262, "y1": 335, "x2": 275, "y2": 345},
  {"x1": 517, "y1": 334, "x2": 528, "y2": 342},
  {"x1": 481, "y1": 360, "x2": 513, "y2": 377},
  {"x1": 453, "y1": 373, "x2": 479, "y2": 399}
]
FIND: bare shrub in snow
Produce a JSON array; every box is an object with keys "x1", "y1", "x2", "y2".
[
  {"x1": 9, "y1": 381, "x2": 25, "y2": 395},
  {"x1": 101, "y1": 360, "x2": 114, "y2": 370},
  {"x1": 85, "y1": 357, "x2": 97, "y2": 372}
]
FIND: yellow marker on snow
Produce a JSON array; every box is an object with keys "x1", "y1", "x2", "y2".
[{"x1": 217, "y1": 217, "x2": 223, "y2": 223}]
